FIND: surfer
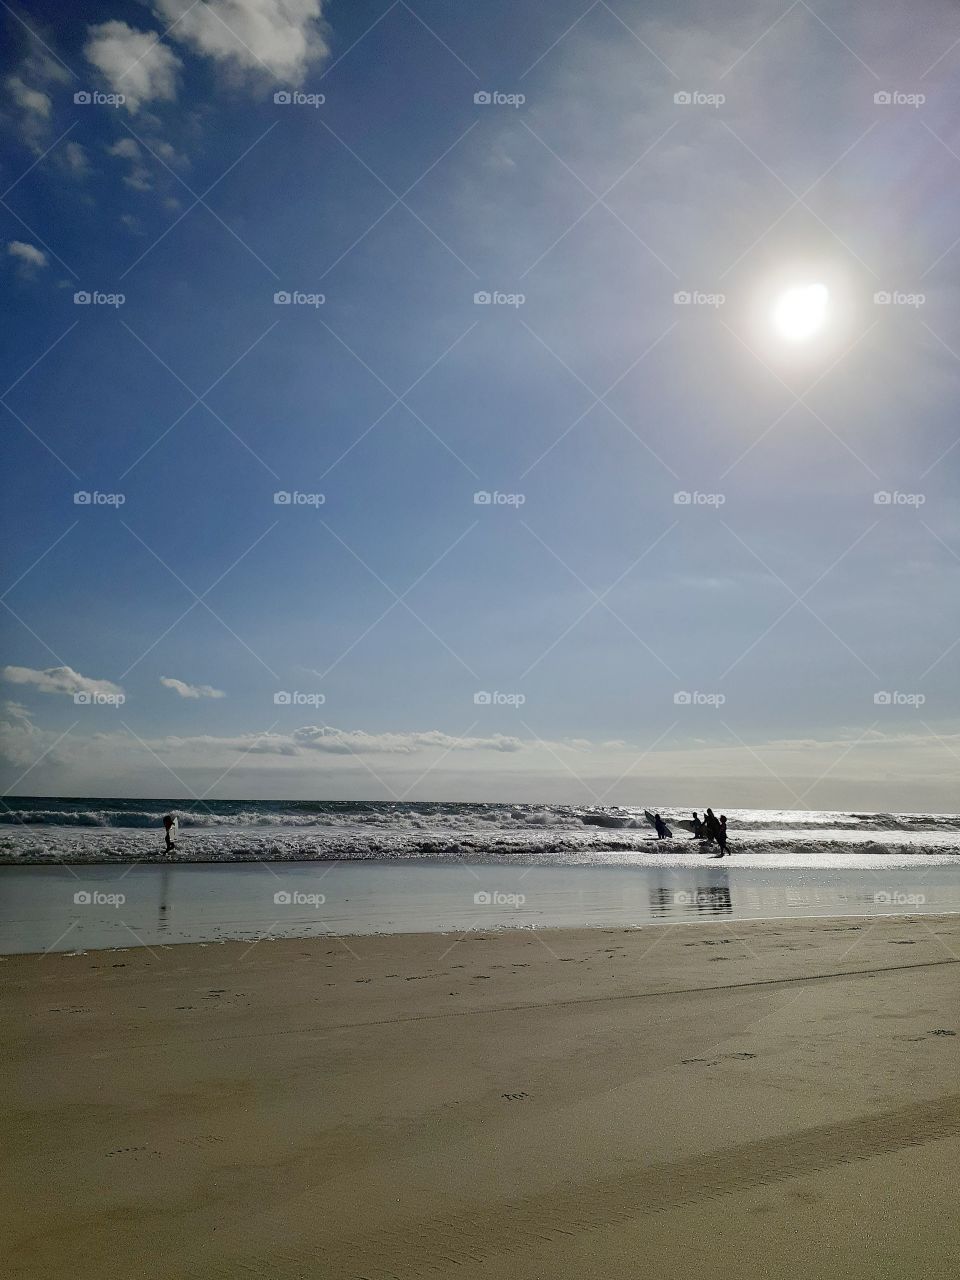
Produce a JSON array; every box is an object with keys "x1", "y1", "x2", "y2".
[
  {"x1": 691, "y1": 811, "x2": 705, "y2": 838},
  {"x1": 653, "y1": 813, "x2": 670, "y2": 839},
  {"x1": 162, "y1": 813, "x2": 176, "y2": 852},
  {"x1": 704, "y1": 809, "x2": 729, "y2": 857},
  {"x1": 717, "y1": 815, "x2": 729, "y2": 856}
]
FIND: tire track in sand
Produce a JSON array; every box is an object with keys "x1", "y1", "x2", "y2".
[{"x1": 192, "y1": 1092, "x2": 960, "y2": 1278}]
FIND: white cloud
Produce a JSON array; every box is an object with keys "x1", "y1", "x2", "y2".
[
  {"x1": 105, "y1": 137, "x2": 153, "y2": 189},
  {"x1": 106, "y1": 138, "x2": 141, "y2": 160},
  {"x1": 4, "y1": 44, "x2": 70, "y2": 151},
  {"x1": 1, "y1": 664, "x2": 123, "y2": 698},
  {"x1": 0, "y1": 701, "x2": 64, "y2": 770},
  {"x1": 289, "y1": 726, "x2": 524, "y2": 755},
  {"x1": 5, "y1": 75, "x2": 52, "y2": 119},
  {"x1": 155, "y1": 139, "x2": 184, "y2": 164},
  {"x1": 84, "y1": 21, "x2": 182, "y2": 111},
  {"x1": 6, "y1": 240, "x2": 48, "y2": 270},
  {"x1": 160, "y1": 677, "x2": 226, "y2": 699},
  {"x1": 124, "y1": 167, "x2": 154, "y2": 191},
  {"x1": 61, "y1": 141, "x2": 91, "y2": 178},
  {"x1": 152, "y1": 0, "x2": 329, "y2": 83}
]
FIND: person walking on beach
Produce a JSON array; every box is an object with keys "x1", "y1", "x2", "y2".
[
  {"x1": 162, "y1": 813, "x2": 176, "y2": 853},
  {"x1": 691, "y1": 811, "x2": 705, "y2": 838},
  {"x1": 654, "y1": 813, "x2": 670, "y2": 839},
  {"x1": 704, "y1": 808, "x2": 725, "y2": 856},
  {"x1": 716, "y1": 815, "x2": 729, "y2": 857}
]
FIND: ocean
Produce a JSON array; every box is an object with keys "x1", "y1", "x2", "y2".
[
  {"x1": 3, "y1": 798, "x2": 960, "y2": 866},
  {"x1": 3, "y1": 799, "x2": 960, "y2": 952}
]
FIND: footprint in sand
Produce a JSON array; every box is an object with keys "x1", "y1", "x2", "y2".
[{"x1": 682, "y1": 1052, "x2": 756, "y2": 1065}]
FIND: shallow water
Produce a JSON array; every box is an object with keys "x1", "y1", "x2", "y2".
[{"x1": 2, "y1": 861, "x2": 958, "y2": 954}]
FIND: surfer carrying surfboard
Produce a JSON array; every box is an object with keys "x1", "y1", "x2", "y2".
[
  {"x1": 162, "y1": 813, "x2": 176, "y2": 852},
  {"x1": 704, "y1": 809, "x2": 730, "y2": 857}
]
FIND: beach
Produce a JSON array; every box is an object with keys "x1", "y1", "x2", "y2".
[{"x1": 4, "y1": 913, "x2": 960, "y2": 1279}]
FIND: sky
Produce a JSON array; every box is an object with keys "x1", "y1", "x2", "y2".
[{"x1": 1, "y1": 0, "x2": 959, "y2": 808}]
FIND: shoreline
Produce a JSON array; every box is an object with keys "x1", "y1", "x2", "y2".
[
  {"x1": 3, "y1": 844, "x2": 960, "y2": 868},
  {"x1": 5, "y1": 915, "x2": 960, "y2": 1279}
]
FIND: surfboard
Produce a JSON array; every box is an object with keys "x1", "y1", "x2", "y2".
[
  {"x1": 673, "y1": 818, "x2": 712, "y2": 838},
  {"x1": 644, "y1": 809, "x2": 672, "y2": 837}
]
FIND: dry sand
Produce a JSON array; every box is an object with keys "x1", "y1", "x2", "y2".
[{"x1": 3, "y1": 914, "x2": 960, "y2": 1279}]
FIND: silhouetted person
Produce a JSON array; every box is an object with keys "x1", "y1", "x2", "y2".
[
  {"x1": 162, "y1": 813, "x2": 175, "y2": 852},
  {"x1": 654, "y1": 813, "x2": 669, "y2": 839},
  {"x1": 717, "y1": 815, "x2": 729, "y2": 856},
  {"x1": 691, "y1": 811, "x2": 705, "y2": 838},
  {"x1": 704, "y1": 808, "x2": 719, "y2": 841}
]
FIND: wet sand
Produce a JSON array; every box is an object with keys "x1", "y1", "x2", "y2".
[
  {"x1": 3, "y1": 914, "x2": 960, "y2": 1278},
  {"x1": 5, "y1": 860, "x2": 960, "y2": 953}
]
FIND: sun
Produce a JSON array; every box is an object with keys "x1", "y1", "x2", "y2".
[{"x1": 771, "y1": 283, "x2": 830, "y2": 342}]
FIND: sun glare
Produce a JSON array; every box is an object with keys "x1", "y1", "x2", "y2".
[{"x1": 771, "y1": 282, "x2": 830, "y2": 342}]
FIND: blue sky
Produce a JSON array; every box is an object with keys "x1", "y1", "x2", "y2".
[{"x1": 2, "y1": 0, "x2": 959, "y2": 807}]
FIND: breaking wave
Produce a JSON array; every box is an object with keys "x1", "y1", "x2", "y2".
[{"x1": 1, "y1": 798, "x2": 959, "y2": 866}]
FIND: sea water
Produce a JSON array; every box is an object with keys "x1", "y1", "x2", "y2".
[
  {"x1": 1, "y1": 799, "x2": 958, "y2": 953},
  {"x1": 3, "y1": 798, "x2": 960, "y2": 866}
]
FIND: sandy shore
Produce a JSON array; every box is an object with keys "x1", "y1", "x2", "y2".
[{"x1": 3, "y1": 914, "x2": 960, "y2": 1278}]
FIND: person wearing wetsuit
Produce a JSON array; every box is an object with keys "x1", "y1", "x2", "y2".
[{"x1": 717, "y1": 815, "x2": 729, "y2": 856}]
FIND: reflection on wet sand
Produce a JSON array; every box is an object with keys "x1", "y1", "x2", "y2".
[
  {"x1": 3, "y1": 861, "x2": 960, "y2": 954},
  {"x1": 649, "y1": 869, "x2": 732, "y2": 917},
  {"x1": 157, "y1": 865, "x2": 171, "y2": 935}
]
